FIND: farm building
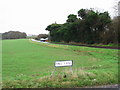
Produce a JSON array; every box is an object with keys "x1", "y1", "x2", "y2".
[{"x1": 40, "y1": 38, "x2": 48, "y2": 42}]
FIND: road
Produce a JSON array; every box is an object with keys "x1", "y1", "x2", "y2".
[
  {"x1": 30, "y1": 39, "x2": 119, "y2": 50},
  {"x1": 83, "y1": 84, "x2": 119, "y2": 88}
]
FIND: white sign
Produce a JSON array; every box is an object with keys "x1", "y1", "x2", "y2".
[{"x1": 55, "y1": 60, "x2": 73, "y2": 67}]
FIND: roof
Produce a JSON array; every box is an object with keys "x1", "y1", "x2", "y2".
[{"x1": 40, "y1": 38, "x2": 48, "y2": 40}]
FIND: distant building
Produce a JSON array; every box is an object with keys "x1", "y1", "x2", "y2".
[
  {"x1": 40, "y1": 38, "x2": 48, "y2": 42},
  {"x1": 0, "y1": 33, "x2": 2, "y2": 40}
]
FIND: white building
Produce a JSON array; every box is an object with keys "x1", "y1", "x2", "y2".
[{"x1": 40, "y1": 38, "x2": 48, "y2": 42}]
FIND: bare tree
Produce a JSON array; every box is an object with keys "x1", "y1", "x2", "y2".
[{"x1": 113, "y1": 0, "x2": 120, "y2": 17}]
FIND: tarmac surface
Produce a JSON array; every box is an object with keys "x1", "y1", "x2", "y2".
[
  {"x1": 31, "y1": 39, "x2": 119, "y2": 50},
  {"x1": 83, "y1": 84, "x2": 119, "y2": 88}
]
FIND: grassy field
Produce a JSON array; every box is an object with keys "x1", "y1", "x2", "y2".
[{"x1": 2, "y1": 39, "x2": 119, "y2": 88}]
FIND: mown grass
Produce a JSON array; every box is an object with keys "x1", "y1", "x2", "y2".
[{"x1": 2, "y1": 39, "x2": 119, "y2": 88}]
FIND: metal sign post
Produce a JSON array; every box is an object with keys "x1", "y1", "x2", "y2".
[
  {"x1": 70, "y1": 66, "x2": 73, "y2": 74},
  {"x1": 51, "y1": 60, "x2": 73, "y2": 76},
  {"x1": 51, "y1": 66, "x2": 56, "y2": 76}
]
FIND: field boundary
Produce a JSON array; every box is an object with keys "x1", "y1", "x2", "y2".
[{"x1": 51, "y1": 42, "x2": 120, "y2": 50}]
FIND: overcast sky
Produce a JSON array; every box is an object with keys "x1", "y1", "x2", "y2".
[{"x1": 0, "y1": 0, "x2": 117, "y2": 35}]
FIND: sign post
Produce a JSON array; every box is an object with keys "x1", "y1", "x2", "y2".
[{"x1": 51, "y1": 60, "x2": 73, "y2": 76}]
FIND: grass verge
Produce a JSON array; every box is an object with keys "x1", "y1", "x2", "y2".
[{"x1": 2, "y1": 39, "x2": 119, "y2": 88}]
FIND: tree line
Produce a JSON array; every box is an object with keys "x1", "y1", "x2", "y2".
[
  {"x1": 2, "y1": 31, "x2": 27, "y2": 39},
  {"x1": 46, "y1": 9, "x2": 119, "y2": 44}
]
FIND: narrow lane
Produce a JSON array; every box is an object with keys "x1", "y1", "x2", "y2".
[{"x1": 30, "y1": 39, "x2": 119, "y2": 50}]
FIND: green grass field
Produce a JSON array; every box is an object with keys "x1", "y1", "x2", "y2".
[{"x1": 2, "y1": 39, "x2": 119, "y2": 88}]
